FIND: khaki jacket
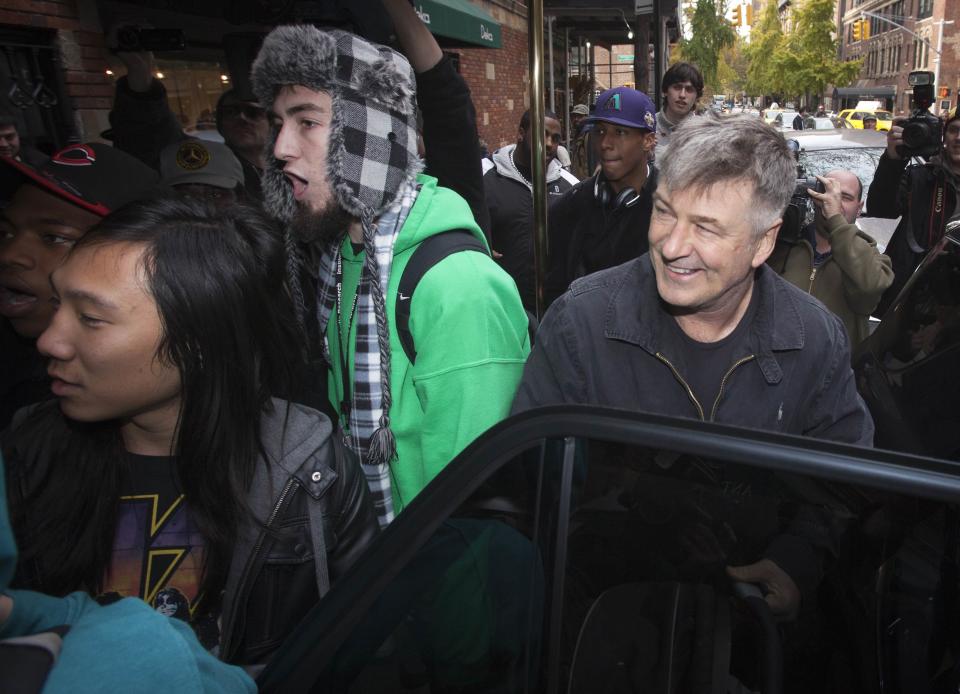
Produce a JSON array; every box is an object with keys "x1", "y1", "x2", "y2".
[{"x1": 768, "y1": 214, "x2": 894, "y2": 347}]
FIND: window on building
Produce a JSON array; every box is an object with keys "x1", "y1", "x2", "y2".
[
  {"x1": 918, "y1": 0, "x2": 933, "y2": 19},
  {"x1": 0, "y1": 26, "x2": 76, "y2": 151}
]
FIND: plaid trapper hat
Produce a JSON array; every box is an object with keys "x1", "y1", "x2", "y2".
[{"x1": 252, "y1": 26, "x2": 421, "y2": 224}]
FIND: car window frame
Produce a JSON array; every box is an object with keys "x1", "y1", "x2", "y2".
[{"x1": 257, "y1": 405, "x2": 960, "y2": 692}]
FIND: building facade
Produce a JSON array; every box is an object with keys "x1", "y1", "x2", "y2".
[
  {"x1": 838, "y1": 0, "x2": 959, "y2": 115},
  {"x1": 0, "y1": 0, "x2": 531, "y2": 156}
]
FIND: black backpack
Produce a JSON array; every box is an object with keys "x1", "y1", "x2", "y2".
[{"x1": 395, "y1": 230, "x2": 489, "y2": 364}]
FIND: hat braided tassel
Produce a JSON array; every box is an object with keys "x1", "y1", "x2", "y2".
[{"x1": 361, "y1": 215, "x2": 398, "y2": 466}]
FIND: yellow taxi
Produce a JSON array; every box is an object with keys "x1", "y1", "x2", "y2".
[{"x1": 838, "y1": 108, "x2": 894, "y2": 131}]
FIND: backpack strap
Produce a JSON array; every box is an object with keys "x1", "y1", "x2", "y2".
[{"x1": 396, "y1": 230, "x2": 489, "y2": 364}]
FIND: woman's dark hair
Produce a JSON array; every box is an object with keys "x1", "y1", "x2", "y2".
[{"x1": 12, "y1": 195, "x2": 299, "y2": 604}]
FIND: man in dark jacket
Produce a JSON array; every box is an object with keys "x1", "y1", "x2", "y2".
[
  {"x1": 545, "y1": 86, "x2": 658, "y2": 307},
  {"x1": 867, "y1": 107, "x2": 960, "y2": 315},
  {"x1": 483, "y1": 109, "x2": 579, "y2": 309},
  {"x1": 792, "y1": 106, "x2": 808, "y2": 130},
  {"x1": 383, "y1": 0, "x2": 491, "y2": 236},
  {"x1": 514, "y1": 112, "x2": 874, "y2": 620}
]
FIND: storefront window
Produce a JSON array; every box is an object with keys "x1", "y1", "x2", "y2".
[
  {"x1": 109, "y1": 60, "x2": 232, "y2": 142},
  {"x1": 152, "y1": 59, "x2": 231, "y2": 140}
]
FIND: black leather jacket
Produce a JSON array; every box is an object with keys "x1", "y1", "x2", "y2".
[{"x1": 2, "y1": 398, "x2": 379, "y2": 665}]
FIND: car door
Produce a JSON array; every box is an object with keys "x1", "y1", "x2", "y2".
[{"x1": 258, "y1": 408, "x2": 960, "y2": 694}]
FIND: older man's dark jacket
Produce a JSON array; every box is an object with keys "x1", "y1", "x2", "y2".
[
  {"x1": 513, "y1": 256, "x2": 875, "y2": 599},
  {"x1": 514, "y1": 255, "x2": 873, "y2": 444}
]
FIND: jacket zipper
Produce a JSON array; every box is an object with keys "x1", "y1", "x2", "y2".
[
  {"x1": 655, "y1": 352, "x2": 705, "y2": 420},
  {"x1": 656, "y1": 352, "x2": 757, "y2": 422},
  {"x1": 709, "y1": 355, "x2": 756, "y2": 421},
  {"x1": 220, "y1": 477, "x2": 297, "y2": 659},
  {"x1": 807, "y1": 267, "x2": 817, "y2": 292}
]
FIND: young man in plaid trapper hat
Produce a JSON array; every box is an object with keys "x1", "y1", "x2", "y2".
[{"x1": 252, "y1": 25, "x2": 530, "y2": 526}]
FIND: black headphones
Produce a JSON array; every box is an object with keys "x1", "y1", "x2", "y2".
[{"x1": 593, "y1": 173, "x2": 641, "y2": 210}]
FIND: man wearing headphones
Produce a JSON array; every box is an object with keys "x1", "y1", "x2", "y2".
[{"x1": 545, "y1": 86, "x2": 658, "y2": 307}]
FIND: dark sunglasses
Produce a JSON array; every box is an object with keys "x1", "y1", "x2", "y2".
[{"x1": 220, "y1": 103, "x2": 266, "y2": 120}]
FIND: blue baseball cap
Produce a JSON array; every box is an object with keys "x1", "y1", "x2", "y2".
[{"x1": 586, "y1": 87, "x2": 657, "y2": 132}]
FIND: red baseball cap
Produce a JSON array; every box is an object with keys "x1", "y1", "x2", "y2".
[{"x1": 1, "y1": 143, "x2": 159, "y2": 216}]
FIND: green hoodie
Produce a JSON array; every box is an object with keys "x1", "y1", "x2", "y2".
[
  {"x1": 0, "y1": 454, "x2": 254, "y2": 693},
  {"x1": 327, "y1": 175, "x2": 530, "y2": 514}
]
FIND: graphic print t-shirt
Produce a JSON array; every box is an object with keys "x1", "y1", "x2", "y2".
[{"x1": 99, "y1": 453, "x2": 219, "y2": 649}]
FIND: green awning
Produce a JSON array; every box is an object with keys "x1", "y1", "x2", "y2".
[{"x1": 414, "y1": 0, "x2": 502, "y2": 48}]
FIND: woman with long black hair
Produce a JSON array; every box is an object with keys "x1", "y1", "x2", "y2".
[{"x1": 2, "y1": 196, "x2": 378, "y2": 664}]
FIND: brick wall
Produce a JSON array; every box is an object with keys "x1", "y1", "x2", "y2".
[
  {"x1": 1, "y1": 0, "x2": 111, "y2": 136},
  {"x1": 455, "y1": 24, "x2": 530, "y2": 151}
]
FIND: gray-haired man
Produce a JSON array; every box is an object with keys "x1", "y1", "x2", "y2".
[{"x1": 513, "y1": 112, "x2": 874, "y2": 618}]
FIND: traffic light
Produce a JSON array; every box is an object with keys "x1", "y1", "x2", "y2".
[
  {"x1": 852, "y1": 20, "x2": 861, "y2": 41},
  {"x1": 861, "y1": 19, "x2": 870, "y2": 39},
  {"x1": 745, "y1": 5, "x2": 753, "y2": 24},
  {"x1": 731, "y1": 5, "x2": 741, "y2": 26}
]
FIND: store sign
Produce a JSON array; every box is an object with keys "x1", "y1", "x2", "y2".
[
  {"x1": 416, "y1": 6, "x2": 431, "y2": 24},
  {"x1": 480, "y1": 24, "x2": 494, "y2": 42},
  {"x1": 617, "y1": 54, "x2": 635, "y2": 62}
]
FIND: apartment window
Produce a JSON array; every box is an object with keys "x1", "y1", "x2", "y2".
[{"x1": 918, "y1": 0, "x2": 933, "y2": 19}]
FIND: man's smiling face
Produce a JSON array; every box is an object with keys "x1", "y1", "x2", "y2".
[{"x1": 648, "y1": 179, "x2": 777, "y2": 317}]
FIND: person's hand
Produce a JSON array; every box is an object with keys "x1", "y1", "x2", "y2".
[
  {"x1": 807, "y1": 174, "x2": 843, "y2": 220},
  {"x1": 106, "y1": 23, "x2": 156, "y2": 92},
  {"x1": 492, "y1": 249, "x2": 503, "y2": 259},
  {"x1": 726, "y1": 559, "x2": 801, "y2": 620},
  {"x1": 0, "y1": 594, "x2": 12, "y2": 625},
  {"x1": 886, "y1": 120, "x2": 906, "y2": 160}
]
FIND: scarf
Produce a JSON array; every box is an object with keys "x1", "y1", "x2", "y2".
[{"x1": 315, "y1": 179, "x2": 420, "y2": 526}]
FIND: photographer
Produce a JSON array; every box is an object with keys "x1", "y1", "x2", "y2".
[
  {"x1": 867, "y1": 106, "x2": 960, "y2": 316},
  {"x1": 769, "y1": 171, "x2": 893, "y2": 347}
]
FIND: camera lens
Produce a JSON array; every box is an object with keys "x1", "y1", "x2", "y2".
[{"x1": 902, "y1": 121, "x2": 931, "y2": 149}]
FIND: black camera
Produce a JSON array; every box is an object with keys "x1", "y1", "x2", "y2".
[
  {"x1": 898, "y1": 71, "x2": 943, "y2": 159},
  {"x1": 794, "y1": 176, "x2": 826, "y2": 198},
  {"x1": 114, "y1": 26, "x2": 186, "y2": 53},
  {"x1": 780, "y1": 140, "x2": 826, "y2": 242}
]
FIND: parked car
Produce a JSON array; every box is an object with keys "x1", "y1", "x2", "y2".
[
  {"x1": 807, "y1": 116, "x2": 840, "y2": 130},
  {"x1": 762, "y1": 108, "x2": 785, "y2": 125},
  {"x1": 838, "y1": 108, "x2": 894, "y2": 131},
  {"x1": 786, "y1": 128, "x2": 888, "y2": 199}
]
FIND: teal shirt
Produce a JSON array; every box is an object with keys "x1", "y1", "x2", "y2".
[{"x1": 0, "y1": 455, "x2": 255, "y2": 693}]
